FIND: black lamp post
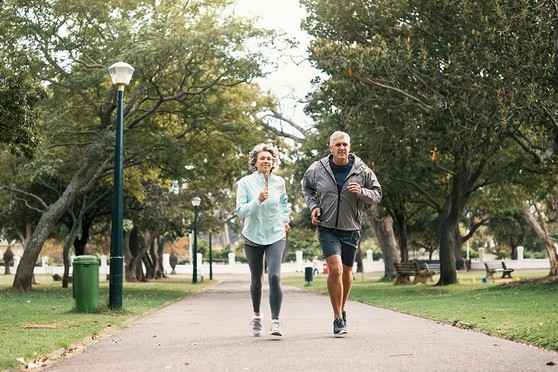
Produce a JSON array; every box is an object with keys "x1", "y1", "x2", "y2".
[
  {"x1": 209, "y1": 233, "x2": 213, "y2": 280},
  {"x1": 108, "y1": 62, "x2": 134, "y2": 309},
  {"x1": 191, "y1": 197, "x2": 201, "y2": 284}
]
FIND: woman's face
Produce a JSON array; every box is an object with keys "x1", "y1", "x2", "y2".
[{"x1": 255, "y1": 151, "x2": 273, "y2": 174}]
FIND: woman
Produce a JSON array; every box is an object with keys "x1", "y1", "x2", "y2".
[{"x1": 235, "y1": 143, "x2": 291, "y2": 337}]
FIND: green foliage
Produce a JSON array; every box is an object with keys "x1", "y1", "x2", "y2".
[
  {"x1": 286, "y1": 227, "x2": 322, "y2": 261},
  {"x1": 0, "y1": 64, "x2": 48, "y2": 157},
  {"x1": 210, "y1": 244, "x2": 234, "y2": 262},
  {"x1": 524, "y1": 250, "x2": 549, "y2": 260},
  {"x1": 195, "y1": 239, "x2": 210, "y2": 257}
]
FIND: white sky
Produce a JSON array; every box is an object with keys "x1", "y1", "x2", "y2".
[{"x1": 233, "y1": 0, "x2": 321, "y2": 131}]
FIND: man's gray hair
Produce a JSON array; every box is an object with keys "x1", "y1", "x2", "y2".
[
  {"x1": 248, "y1": 143, "x2": 280, "y2": 172},
  {"x1": 329, "y1": 131, "x2": 351, "y2": 145}
]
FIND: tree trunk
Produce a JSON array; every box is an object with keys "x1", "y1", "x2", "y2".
[
  {"x1": 15, "y1": 224, "x2": 33, "y2": 252},
  {"x1": 437, "y1": 215, "x2": 458, "y2": 285},
  {"x1": 125, "y1": 227, "x2": 142, "y2": 282},
  {"x1": 282, "y1": 231, "x2": 290, "y2": 263},
  {"x1": 63, "y1": 198, "x2": 89, "y2": 288},
  {"x1": 148, "y1": 234, "x2": 160, "y2": 279},
  {"x1": 521, "y1": 200, "x2": 558, "y2": 276},
  {"x1": 436, "y1": 179, "x2": 462, "y2": 285},
  {"x1": 144, "y1": 234, "x2": 156, "y2": 279},
  {"x1": 392, "y1": 209, "x2": 409, "y2": 262},
  {"x1": 355, "y1": 243, "x2": 363, "y2": 273},
  {"x1": 62, "y1": 221, "x2": 80, "y2": 289},
  {"x1": 453, "y1": 230, "x2": 464, "y2": 267},
  {"x1": 128, "y1": 229, "x2": 148, "y2": 282},
  {"x1": 123, "y1": 229, "x2": 134, "y2": 281},
  {"x1": 12, "y1": 157, "x2": 102, "y2": 290},
  {"x1": 73, "y1": 219, "x2": 92, "y2": 256},
  {"x1": 15, "y1": 225, "x2": 36, "y2": 284},
  {"x1": 368, "y1": 204, "x2": 399, "y2": 279},
  {"x1": 156, "y1": 236, "x2": 167, "y2": 278}
]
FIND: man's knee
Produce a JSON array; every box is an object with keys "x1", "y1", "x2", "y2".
[{"x1": 328, "y1": 263, "x2": 343, "y2": 276}]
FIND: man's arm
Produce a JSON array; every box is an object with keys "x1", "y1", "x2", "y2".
[
  {"x1": 301, "y1": 164, "x2": 319, "y2": 212},
  {"x1": 359, "y1": 169, "x2": 382, "y2": 205}
]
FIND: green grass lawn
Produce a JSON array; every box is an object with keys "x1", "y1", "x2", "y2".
[
  {"x1": 0, "y1": 274, "x2": 211, "y2": 371},
  {"x1": 284, "y1": 269, "x2": 558, "y2": 351}
]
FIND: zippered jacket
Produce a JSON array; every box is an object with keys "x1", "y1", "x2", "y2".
[
  {"x1": 236, "y1": 171, "x2": 291, "y2": 245},
  {"x1": 302, "y1": 154, "x2": 382, "y2": 230}
]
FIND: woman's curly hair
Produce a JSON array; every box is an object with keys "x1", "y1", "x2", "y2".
[{"x1": 248, "y1": 143, "x2": 280, "y2": 173}]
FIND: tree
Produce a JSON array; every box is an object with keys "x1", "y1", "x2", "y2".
[
  {"x1": 0, "y1": 0, "x2": 288, "y2": 290},
  {"x1": 301, "y1": 0, "x2": 558, "y2": 284},
  {"x1": 520, "y1": 191, "x2": 558, "y2": 276}
]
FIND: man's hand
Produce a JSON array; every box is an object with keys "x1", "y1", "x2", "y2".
[
  {"x1": 311, "y1": 208, "x2": 321, "y2": 225},
  {"x1": 348, "y1": 182, "x2": 362, "y2": 197}
]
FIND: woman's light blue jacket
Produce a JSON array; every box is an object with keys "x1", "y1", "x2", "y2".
[{"x1": 236, "y1": 171, "x2": 290, "y2": 245}]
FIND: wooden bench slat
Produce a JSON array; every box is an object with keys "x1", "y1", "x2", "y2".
[
  {"x1": 394, "y1": 261, "x2": 435, "y2": 285},
  {"x1": 485, "y1": 262, "x2": 514, "y2": 279}
]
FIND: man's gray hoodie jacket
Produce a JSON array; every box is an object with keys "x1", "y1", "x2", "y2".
[{"x1": 302, "y1": 154, "x2": 382, "y2": 230}]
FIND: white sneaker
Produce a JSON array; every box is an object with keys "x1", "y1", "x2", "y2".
[
  {"x1": 270, "y1": 319, "x2": 282, "y2": 336},
  {"x1": 250, "y1": 316, "x2": 263, "y2": 337}
]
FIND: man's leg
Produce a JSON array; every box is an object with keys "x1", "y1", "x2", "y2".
[
  {"x1": 326, "y1": 254, "x2": 344, "y2": 319},
  {"x1": 341, "y1": 264, "x2": 353, "y2": 310}
]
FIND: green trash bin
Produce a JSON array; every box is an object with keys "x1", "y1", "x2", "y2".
[{"x1": 72, "y1": 255, "x2": 100, "y2": 312}]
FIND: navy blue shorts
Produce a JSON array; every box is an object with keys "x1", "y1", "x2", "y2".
[{"x1": 317, "y1": 226, "x2": 360, "y2": 267}]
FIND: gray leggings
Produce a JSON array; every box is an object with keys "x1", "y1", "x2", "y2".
[{"x1": 244, "y1": 239, "x2": 285, "y2": 320}]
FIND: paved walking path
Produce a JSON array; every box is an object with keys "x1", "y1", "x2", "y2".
[{"x1": 44, "y1": 274, "x2": 557, "y2": 372}]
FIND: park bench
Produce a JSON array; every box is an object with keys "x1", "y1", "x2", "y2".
[
  {"x1": 394, "y1": 261, "x2": 433, "y2": 285},
  {"x1": 484, "y1": 262, "x2": 514, "y2": 279},
  {"x1": 420, "y1": 262, "x2": 440, "y2": 282}
]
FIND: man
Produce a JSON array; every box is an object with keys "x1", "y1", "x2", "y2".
[{"x1": 302, "y1": 131, "x2": 382, "y2": 336}]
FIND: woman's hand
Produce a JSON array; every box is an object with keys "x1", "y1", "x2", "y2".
[
  {"x1": 258, "y1": 187, "x2": 269, "y2": 203},
  {"x1": 284, "y1": 223, "x2": 291, "y2": 232}
]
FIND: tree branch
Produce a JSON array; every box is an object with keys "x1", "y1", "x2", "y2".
[
  {"x1": 354, "y1": 73, "x2": 435, "y2": 111},
  {"x1": 0, "y1": 186, "x2": 48, "y2": 212}
]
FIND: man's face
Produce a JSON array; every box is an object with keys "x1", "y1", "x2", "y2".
[{"x1": 329, "y1": 136, "x2": 351, "y2": 165}]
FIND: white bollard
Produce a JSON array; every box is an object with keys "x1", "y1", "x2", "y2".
[
  {"x1": 162, "y1": 253, "x2": 170, "y2": 274},
  {"x1": 366, "y1": 249, "x2": 374, "y2": 263},
  {"x1": 516, "y1": 246, "x2": 524, "y2": 261},
  {"x1": 197, "y1": 253, "x2": 203, "y2": 266},
  {"x1": 228, "y1": 252, "x2": 236, "y2": 266},
  {"x1": 478, "y1": 247, "x2": 485, "y2": 263},
  {"x1": 296, "y1": 250, "x2": 303, "y2": 271},
  {"x1": 100, "y1": 255, "x2": 108, "y2": 275}
]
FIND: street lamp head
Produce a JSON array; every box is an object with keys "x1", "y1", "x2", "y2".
[
  {"x1": 191, "y1": 197, "x2": 201, "y2": 207},
  {"x1": 109, "y1": 62, "x2": 135, "y2": 87}
]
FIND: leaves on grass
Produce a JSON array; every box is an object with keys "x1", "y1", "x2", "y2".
[{"x1": 24, "y1": 324, "x2": 56, "y2": 329}]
